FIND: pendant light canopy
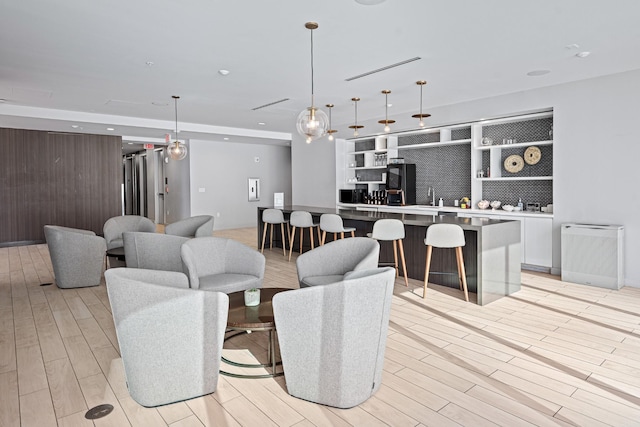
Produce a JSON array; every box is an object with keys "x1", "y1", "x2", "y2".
[
  {"x1": 168, "y1": 95, "x2": 188, "y2": 161},
  {"x1": 411, "y1": 80, "x2": 431, "y2": 127},
  {"x1": 326, "y1": 104, "x2": 337, "y2": 141},
  {"x1": 348, "y1": 97, "x2": 364, "y2": 137},
  {"x1": 296, "y1": 22, "x2": 328, "y2": 144},
  {"x1": 378, "y1": 89, "x2": 395, "y2": 132}
]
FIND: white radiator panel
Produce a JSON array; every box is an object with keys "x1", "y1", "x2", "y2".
[{"x1": 561, "y1": 224, "x2": 624, "y2": 290}]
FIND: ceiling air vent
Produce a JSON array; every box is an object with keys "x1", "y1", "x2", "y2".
[
  {"x1": 251, "y1": 98, "x2": 290, "y2": 111},
  {"x1": 345, "y1": 57, "x2": 422, "y2": 81}
]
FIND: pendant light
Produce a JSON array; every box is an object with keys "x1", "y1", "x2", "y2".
[
  {"x1": 378, "y1": 89, "x2": 394, "y2": 132},
  {"x1": 168, "y1": 95, "x2": 188, "y2": 160},
  {"x1": 296, "y1": 22, "x2": 328, "y2": 144},
  {"x1": 348, "y1": 97, "x2": 364, "y2": 137},
  {"x1": 326, "y1": 104, "x2": 337, "y2": 141},
  {"x1": 411, "y1": 80, "x2": 431, "y2": 127}
]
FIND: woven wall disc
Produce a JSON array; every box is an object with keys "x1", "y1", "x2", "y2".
[
  {"x1": 524, "y1": 146, "x2": 542, "y2": 165},
  {"x1": 504, "y1": 154, "x2": 524, "y2": 173}
]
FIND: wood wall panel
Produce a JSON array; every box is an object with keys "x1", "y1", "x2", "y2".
[{"x1": 0, "y1": 128, "x2": 122, "y2": 245}]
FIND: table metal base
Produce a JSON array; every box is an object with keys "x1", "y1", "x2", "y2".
[{"x1": 220, "y1": 330, "x2": 283, "y2": 379}]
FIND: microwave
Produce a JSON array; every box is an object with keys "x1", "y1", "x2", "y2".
[{"x1": 339, "y1": 189, "x2": 366, "y2": 204}]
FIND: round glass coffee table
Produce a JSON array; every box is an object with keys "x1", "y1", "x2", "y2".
[{"x1": 220, "y1": 287, "x2": 290, "y2": 379}]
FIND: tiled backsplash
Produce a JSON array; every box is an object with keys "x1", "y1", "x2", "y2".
[
  {"x1": 482, "y1": 180, "x2": 553, "y2": 207},
  {"x1": 401, "y1": 144, "x2": 471, "y2": 205}
]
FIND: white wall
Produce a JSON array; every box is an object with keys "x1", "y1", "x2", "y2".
[
  {"x1": 164, "y1": 143, "x2": 191, "y2": 224},
  {"x1": 190, "y1": 139, "x2": 292, "y2": 229},
  {"x1": 290, "y1": 126, "x2": 337, "y2": 208},
  {"x1": 291, "y1": 69, "x2": 640, "y2": 286}
]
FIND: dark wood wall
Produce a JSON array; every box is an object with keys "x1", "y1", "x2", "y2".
[{"x1": 0, "y1": 128, "x2": 122, "y2": 245}]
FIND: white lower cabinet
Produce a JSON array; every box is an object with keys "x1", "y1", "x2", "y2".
[
  {"x1": 523, "y1": 217, "x2": 552, "y2": 268},
  {"x1": 458, "y1": 212, "x2": 552, "y2": 268}
]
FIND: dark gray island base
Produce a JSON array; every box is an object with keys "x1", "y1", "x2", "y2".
[{"x1": 257, "y1": 206, "x2": 521, "y2": 305}]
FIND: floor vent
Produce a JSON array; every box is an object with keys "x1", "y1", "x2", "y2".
[{"x1": 85, "y1": 404, "x2": 114, "y2": 420}]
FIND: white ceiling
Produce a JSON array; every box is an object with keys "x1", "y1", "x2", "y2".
[{"x1": 2, "y1": 0, "x2": 640, "y2": 152}]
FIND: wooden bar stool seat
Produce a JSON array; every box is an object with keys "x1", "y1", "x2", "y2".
[
  {"x1": 288, "y1": 211, "x2": 320, "y2": 261},
  {"x1": 424, "y1": 223, "x2": 469, "y2": 302},
  {"x1": 367, "y1": 219, "x2": 408, "y2": 287},
  {"x1": 261, "y1": 209, "x2": 289, "y2": 257},
  {"x1": 319, "y1": 214, "x2": 355, "y2": 245}
]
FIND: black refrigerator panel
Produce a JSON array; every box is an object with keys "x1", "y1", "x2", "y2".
[{"x1": 386, "y1": 164, "x2": 416, "y2": 205}]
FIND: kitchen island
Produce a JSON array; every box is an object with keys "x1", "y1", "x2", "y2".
[{"x1": 257, "y1": 206, "x2": 521, "y2": 305}]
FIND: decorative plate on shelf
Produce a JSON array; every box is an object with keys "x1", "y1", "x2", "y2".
[
  {"x1": 524, "y1": 146, "x2": 542, "y2": 165},
  {"x1": 504, "y1": 154, "x2": 524, "y2": 173}
]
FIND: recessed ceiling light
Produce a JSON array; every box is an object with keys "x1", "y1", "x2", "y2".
[
  {"x1": 218, "y1": 69, "x2": 230, "y2": 76},
  {"x1": 258, "y1": 122, "x2": 266, "y2": 126},
  {"x1": 127, "y1": 142, "x2": 133, "y2": 145},
  {"x1": 106, "y1": 128, "x2": 115, "y2": 131},
  {"x1": 223, "y1": 137, "x2": 229, "y2": 141},
  {"x1": 71, "y1": 125, "x2": 79, "y2": 128},
  {"x1": 575, "y1": 51, "x2": 591, "y2": 58},
  {"x1": 527, "y1": 69, "x2": 551, "y2": 77}
]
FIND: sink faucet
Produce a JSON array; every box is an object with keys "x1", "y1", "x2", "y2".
[{"x1": 427, "y1": 186, "x2": 435, "y2": 206}]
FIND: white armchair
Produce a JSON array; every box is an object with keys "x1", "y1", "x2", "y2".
[
  {"x1": 272, "y1": 267, "x2": 396, "y2": 408},
  {"x1": 165, "y1": 215, "x2": 214, "y2": 238},
  {"x1": 103, "y1": 215, "x2": 156, "y2": 250},
  {"x1": 44, "y1": 225, "x2": 106, "y2": 288},
  {"x1": 104, "y1": 268, "x2": 229, "y2": 407},
  {"x1": 296, "y1": 237, "x2": 380, "y2": 287},
  {"x1": 181, "y1": 237, "x2": 265, "y2": 293}
]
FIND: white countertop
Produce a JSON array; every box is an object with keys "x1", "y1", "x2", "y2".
[{"x1": 338, "y1": 203, "x2": 554, "y2": 219}]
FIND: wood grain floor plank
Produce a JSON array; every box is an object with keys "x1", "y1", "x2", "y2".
[
  {"x1": 0, "y1": 371, "x2": 20, "y2": 427},
  {"x1": 19, "y1": 388, "x2": 58, "y2": 427},
  {"x1": 16, "y1": 344, "x2": 48, "y2": 395},
  {"x1": 45, "y1": 357, "x2": 88, "y2": 418}
]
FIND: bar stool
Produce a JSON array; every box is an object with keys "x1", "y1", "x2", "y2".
[
  {"x1": 288, "y1": 211, "x2": 321, "y2": 261},
  {"x1": 261, "y1": 209, "x2": 288, "y2": 257},
  {"x1": 367, "y1": 219, "x2": 409, "y2": 287},
  {"x1": 319, "y1": 214, "x2": 355, "y2": 245},
  {"x1": 424, "y1": 224, "x2": 469, "y2": 302}
]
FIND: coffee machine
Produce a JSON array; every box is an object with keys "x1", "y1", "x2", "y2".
[{"x1": 386, "y1": 164, "x2": 416, "y2": 205}]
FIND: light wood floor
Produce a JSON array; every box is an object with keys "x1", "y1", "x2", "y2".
[{"x1": 2, "y1": 227, "x2": 640, "y2": 426}]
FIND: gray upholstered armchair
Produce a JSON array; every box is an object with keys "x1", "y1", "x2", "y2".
[
  {"x1": 103, "y1": 215, "x2": 156, "y2": 250},
  {"x1": 272, "y1": 267, "x2": 396, "y2": 408},
  {"x1": 165, "y1": 215, "x2": 214, "y2": 238},
  {"x1": 296, "y1": 237, "x2": 380, "y2": 287},
  {"x1": 44, "y1": 225, "x2": 106, "y2": 289},
  {"x1": 123, "y1": 232, "x2": 188, "y2": 272},
  {"x1": 104, "y1": 268, "x2": 229, "y2": 407},
  {"x1": 181, "y1": 237, "x2": 265, "y2": 293}
]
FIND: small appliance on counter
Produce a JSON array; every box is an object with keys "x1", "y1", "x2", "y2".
[
  {"x1": 339, "y1": 189, "x2": 366, "y2": 204},
  {"x1": 387, "y1": 190, "x2": 405, "y2": 206},
  {"x1": 386, "y1": 164, "x2": 416, "y2": 205}
]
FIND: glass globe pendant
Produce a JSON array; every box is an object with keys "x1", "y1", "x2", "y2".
[
  {"x1": 296, "y1": 22, "x2": 328, "y2": 143},
  {"x1": 168, "y1": 95, "x2": 188, "y2": 160}
]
